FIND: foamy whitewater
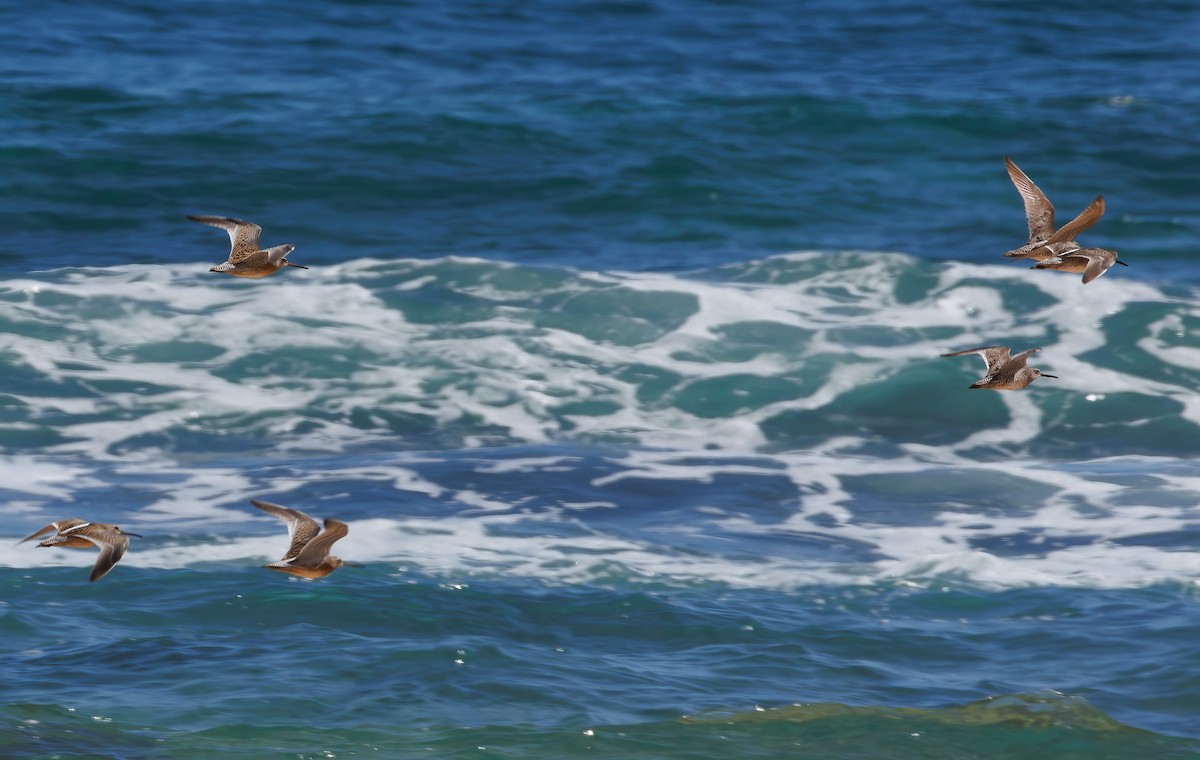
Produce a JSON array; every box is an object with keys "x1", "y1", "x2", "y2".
[
  {"x1": 6, "y1": 0, "x2": 1200, "y2": 754},
  {"x1": 4, "y1": 253, "x2": 1198, "y2": 593}
]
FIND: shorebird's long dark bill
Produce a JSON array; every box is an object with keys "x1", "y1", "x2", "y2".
[
  {"x1": 342, "y1": 561, "x2": 365, "y2": 567},
  {"x1": 1116, "y1": 260, "x2": 1129, "y2": 266},
  {"x1": 125, "y1": 532, "x2": 143, "y2": 538},
  {"x1": 286, "y1": 263, "x2": 309, "y2": 269},
  {"x1": 1041, "y1": 374, "x2": 1059, "y2": 379}
]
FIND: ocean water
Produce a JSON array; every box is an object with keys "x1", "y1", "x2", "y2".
[{"x1": 2, "y1": 1, "x2": 1200, "y2": 758}]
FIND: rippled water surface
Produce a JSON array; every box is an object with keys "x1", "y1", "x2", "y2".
[{"x1": 2, "y1": 1, "x2": 1199, "y2": 757}]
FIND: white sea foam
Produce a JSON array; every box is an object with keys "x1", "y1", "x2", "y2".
[
  {"x1": 4, "y1": 253, "x2": 1197, "y2": 457},
  {"x1": 3, "y1": 447, "x2": 1197, "y2": 590},
  {"x1": 8, "y1": 496, "x2": 1196, "y2": 590},
  {"x1": 2, "y1": 254, "x2": 1199, "y2": 590}
]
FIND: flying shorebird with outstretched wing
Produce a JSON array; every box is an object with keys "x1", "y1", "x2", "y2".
[
  {"x1": 250, "y1": 499, "x2": 358, "y2": 579},
  {"x1": 1002, "y1": 156, "x2": 1105, "y2": 261},
  {"x1": 20, "y1": 519, "x2": 141, "y2": 581},
  {"x1": 1031, "y1": 246, "x2": 1128, "y2": 284},
  {"x1": 941, "y1": 345, "x2": 1057, "y2": 390},
  {"x1": 189, "y1": 215, "x2": 307, "y2": 278}
]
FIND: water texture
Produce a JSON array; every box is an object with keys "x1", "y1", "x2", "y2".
[{"x1": 1, "y1": 1, "x2": 1199, "y2": 757}]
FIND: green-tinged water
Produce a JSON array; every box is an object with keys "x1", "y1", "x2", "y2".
[
  {"x1": 5, "y1": 0, "x2": 1200, "y2": 756},
  {"x1": 3, "y1": 568, "x2": 1200, "y2": 757},
  {"x1": 3, "y1": 255, "x2": 1200, "y2": 757}
]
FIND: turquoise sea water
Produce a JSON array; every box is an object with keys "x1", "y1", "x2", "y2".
[{"x1": 2, "y1": 1, "x2": 1200, "y2": 757}]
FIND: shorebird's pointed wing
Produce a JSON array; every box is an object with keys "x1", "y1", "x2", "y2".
[
  {"x1": 1005, "y1": 156, "x2": 1055, "y2": 244},
  {"x1": 251, "y1": 499, "x2": 321, "y2": 561},
  {"x1": 68, "y1": 526, "x2": 131, "y2": 582},
  {"x1": 18, "y1": 518, "x2": 85, "y2": 544},
  {"x1": 1007, "y1": 347, "x2": 1042, "y2": 369},
  {"x1": 188, "y1": 215, "x2": 263, "y2": 263},
  {"x1": 291, "y1": 518, "x2": 349, "y2": 568},
  {"x1": 1048, "y1": 195, "x2": 1105, "y2": 244},
  {"x1": 941, "y1": 346, "x2": 1012, "y2": 373},
  {"x1": 1075, "y1": 248, "x2": 1118, "y2": 284}
]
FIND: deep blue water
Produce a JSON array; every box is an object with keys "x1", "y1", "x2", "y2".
[{"x1": 2, "y1": 1, "x2": 1200, "y2": 757}]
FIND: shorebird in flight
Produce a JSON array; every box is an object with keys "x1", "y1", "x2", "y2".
[
  {"x1": 250, "y1": 499, "x2": 358, "y2": 579},
  {"x1": 1031, "y1": 247, "x2": 1128, "y2": 284},
  {"x1": 1002, "y1": 156, "x2": 1105, "y2": 261},
  {"x1": 19, "y1": 519, "x2": 141, "y2": 582},
  {"x1": 941, "y1": 345, "x2": 1057, "y2": 390},
  {"x1": 189, "y1": 215, "x2": 307, "y2": 278}
]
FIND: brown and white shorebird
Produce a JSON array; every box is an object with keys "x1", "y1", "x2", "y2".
[
  {"x1": 941, "y1": 345, "x2": 1057, "y2": 390},
  {"x1": 1002, "y1": 156, "x2": 1105, "y2": 261},
  {"x1": 250, "y1": 499, "x2": 358, "y2": 579},
  {"x1": 188, "y1": 215, "x2": 307, "y2": 278},
  {"x1": 19, "y1": 519, "x2": 141, "y2": 582},
  {"x1": 1030, "y1": 246, "x2": 1128, "y2": 284}
]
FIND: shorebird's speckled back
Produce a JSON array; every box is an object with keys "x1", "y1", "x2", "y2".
[{"x1": 941, "y1": 345, "x2": 1058, "y2": 391}]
